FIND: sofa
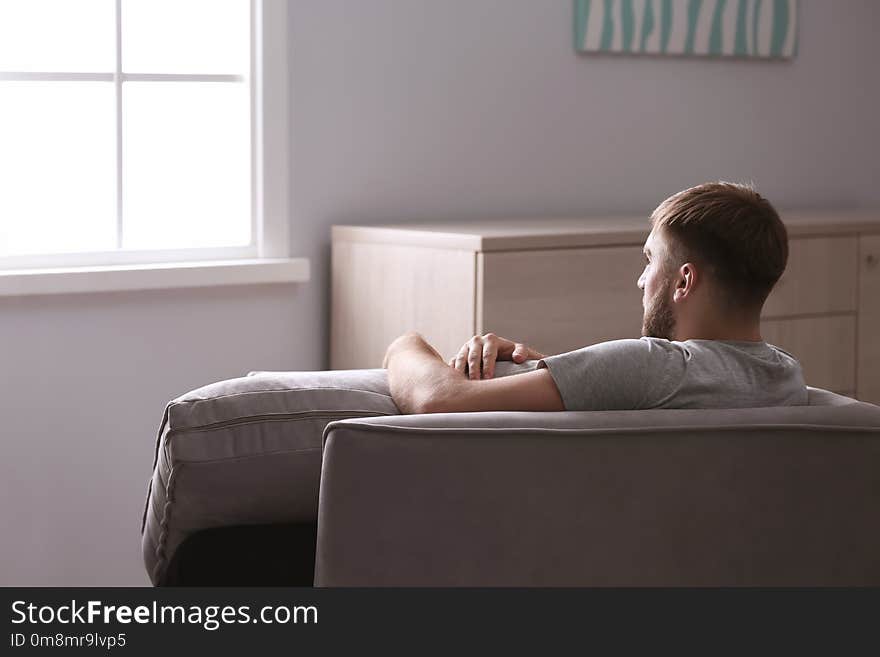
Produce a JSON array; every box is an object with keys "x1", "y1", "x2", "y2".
[{"x1": 141, "y1": 362, "x2": 880, "y2": 587}]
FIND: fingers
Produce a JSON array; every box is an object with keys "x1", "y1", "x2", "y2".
[
  {"x1": 466, "y1": 336, "x2": 483, "y2": 380},
  {"x1": 451, "y1": 333, "x2": 533, "y2": 379},
  {"x1": 453, "y1": 343, "x2": 469, "y2": 375},
  {"x1": 481, "y1": 337, "x2": 499, "y2": 379}
]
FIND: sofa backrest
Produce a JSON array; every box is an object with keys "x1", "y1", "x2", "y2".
[{"x1": 316, "y1": 390, "x2": 880, "y2": 586}]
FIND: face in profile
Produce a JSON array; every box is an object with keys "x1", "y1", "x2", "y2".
[{"x1": 638, "y1": 228, "x2": 677, "y2": 340}]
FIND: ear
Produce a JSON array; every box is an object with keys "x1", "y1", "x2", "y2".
[{"x1": 673, "y1": 262, "x2": 698, "y2": 302}]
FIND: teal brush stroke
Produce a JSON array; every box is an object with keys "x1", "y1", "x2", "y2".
[
  {"x1": 752, "y1": 0, "x2": 761, "y2": 54},
  {"x1": 641, "y1": 0, "x2": 656, "y2": 52},
  {"x1": 660, "y1": 0, "x2": 673, "y2": 53},
  {"x1": 621, "y1": 0, "x2": 635, "y2": 51},
  {"x1": 709, "y1": 0, "x2": 727, "y2": 55},
  {"x1": 734, "y1": 0, "x2": 748, "y2": 55},
  {"x1": 600, "y1": 0, "x2": 615, "y2": 50},
  {"x1": 770, "y1": 0, "x2": 789, "y2": 56},
  {"x1": 574, "y1": 0, "x2": 590, "y2": 49},
  {"x1": 684, "y1": 0, "x2": 703, "y2": 55},
  {"x1": 792, "y1": 0, "x2": 799, "y2": 56}
]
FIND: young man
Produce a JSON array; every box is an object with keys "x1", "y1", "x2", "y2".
[{"x1": 382, "y1": 182, "x2": 807, "y2": 414}]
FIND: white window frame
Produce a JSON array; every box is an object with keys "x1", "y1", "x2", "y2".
[{"x1": 0, "y1": 0, "x2": 306, "y2": 295}]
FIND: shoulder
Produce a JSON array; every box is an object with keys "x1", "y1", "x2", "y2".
[
  {"x1": 764, "y1": 343, "x2": 802, "y2": 365},
  {"x1": 549, "y1": 337, "x2": 680, "y2": 358},
  {"x1": 683, "y1": 339, "x2": 800, "y2": 367},
  {"x1": 538, "y1": 338, "x2": 685, "y2": 373},
  {"x1": 535, "y1": 338, "x2": 686, "y2": 411},
  {"x1": 595, "y1": 337, "x2": 689, "y2": 363}
]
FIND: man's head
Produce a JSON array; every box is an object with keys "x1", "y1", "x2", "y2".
[{"x1": 637, "y1": 182, "x2": 788, "y2": 341}]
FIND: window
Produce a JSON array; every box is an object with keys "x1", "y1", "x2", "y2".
[{"x1": 0, "y1": 0, "x2": 295, "y2": 283}]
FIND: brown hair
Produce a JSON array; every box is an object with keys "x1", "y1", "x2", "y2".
[{"x1": 650, "y1": 181, "x2": 788, "y2": 310}]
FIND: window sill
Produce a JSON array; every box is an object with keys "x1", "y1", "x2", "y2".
[{"x1": 0, "y1": 257, "x2": 310, "y2": 297}]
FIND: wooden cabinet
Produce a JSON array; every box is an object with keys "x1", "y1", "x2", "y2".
[
  {"x1": 762, "y1": 236, "x2": 858, "y2": 317},
  {"x1": 858, "y1": 234, "x2": 880, "y2": 403},
  {"x1": 331, "y1": 212, "x2": 880, "y2": 402}
]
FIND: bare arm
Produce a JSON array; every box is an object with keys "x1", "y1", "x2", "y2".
[{"x1": 383, "y1": 332, "x2": 564, "y2": 414}]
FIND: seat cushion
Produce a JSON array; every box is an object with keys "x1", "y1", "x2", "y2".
[{"x1": 141, "y1": 368, "x2": 398, "y2": 585}]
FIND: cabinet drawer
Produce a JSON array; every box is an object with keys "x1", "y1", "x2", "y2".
[
  {"x1": 763, "y1": 237, "x2": 858, "y2": 317},
  {"x1": 761, "y1": 315, "x2": 855, "y2": 393},
  {"x1": 477, "y1": 246, "x2": 645, "y2": 355}
]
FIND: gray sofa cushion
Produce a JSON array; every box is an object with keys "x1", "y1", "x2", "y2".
[{"x1": 141, "y1": 368, "x2": 398, "y2": 585}]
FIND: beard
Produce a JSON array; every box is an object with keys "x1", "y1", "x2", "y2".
[{"x1": 641, "y1": 278, "x2": 676, "y2": 340}]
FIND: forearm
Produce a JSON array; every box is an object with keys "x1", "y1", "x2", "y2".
[{"x1": 383, "y1": 332, "x2": 464, "y2": 414}]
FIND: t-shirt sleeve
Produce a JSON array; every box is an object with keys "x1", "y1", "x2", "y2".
[{"x1": 537, "y1": 338, "x2": 685, "y2": 411}]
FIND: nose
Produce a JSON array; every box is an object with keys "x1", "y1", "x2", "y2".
[{"x1": 637, "y1": 272, "x2": 645, "y2": 290}]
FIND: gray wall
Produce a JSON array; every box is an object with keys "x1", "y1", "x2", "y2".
[{"x1": 1, "y1": 1, "x2": 878, "y2": 585}]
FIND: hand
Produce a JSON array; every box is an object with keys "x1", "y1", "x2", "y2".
[{"x1": 449, "y1": 333, "x2": 545, "y2": 380}]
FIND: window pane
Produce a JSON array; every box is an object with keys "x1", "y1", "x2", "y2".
[
  {"x1": 0, "y1": 0, "x2": 114, "y2": 72},
  {"x1": 0, "y1": 82, "x2": 116, "y2": 257},
  {"x1": 122, "y1": 0, "x2": 249, "y2": 75},
  {"x1": 122, "y1": 82, "x2": 250, "y2": 250}
]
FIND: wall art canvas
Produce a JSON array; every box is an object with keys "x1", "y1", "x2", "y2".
[{"x1": 574, "y1": 0, "x2": 798, "y2": 58}]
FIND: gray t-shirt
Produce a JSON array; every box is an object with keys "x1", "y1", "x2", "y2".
[{"x1": 538, "y1": 338, "x2": 808, "y2": 411}]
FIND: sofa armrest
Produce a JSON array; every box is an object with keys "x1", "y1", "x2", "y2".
[
  {"x1": 142, "y1": 368, "x2": 398, "y2": 586},
  {"x1": 315, "y1": 401, "x2": 880, "y2": 587}
]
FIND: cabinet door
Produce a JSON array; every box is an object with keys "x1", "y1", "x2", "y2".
[
  {"x1": 331, "y1": 241, "x2": 476, "y2": 369},
  {"x1": 761, "y1": 316, "x2": 856, "y2": 395},
  {"x1": 857, "y1": 235, "x2": 880, "y2": 403},
  {"x1": 477, "y1": 246, "x2": 645, "y2": 356},
  {"x1": 763, "y1": 236, "x2": 858, "y2": 317}
]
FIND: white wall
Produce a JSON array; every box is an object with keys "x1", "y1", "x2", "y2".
[
  {"x1": 0, "y1": 286, "x2": 312, "y2": 585},
  {"x1": 2, "y1": 0, "x2": 878, "y2": 585}
]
